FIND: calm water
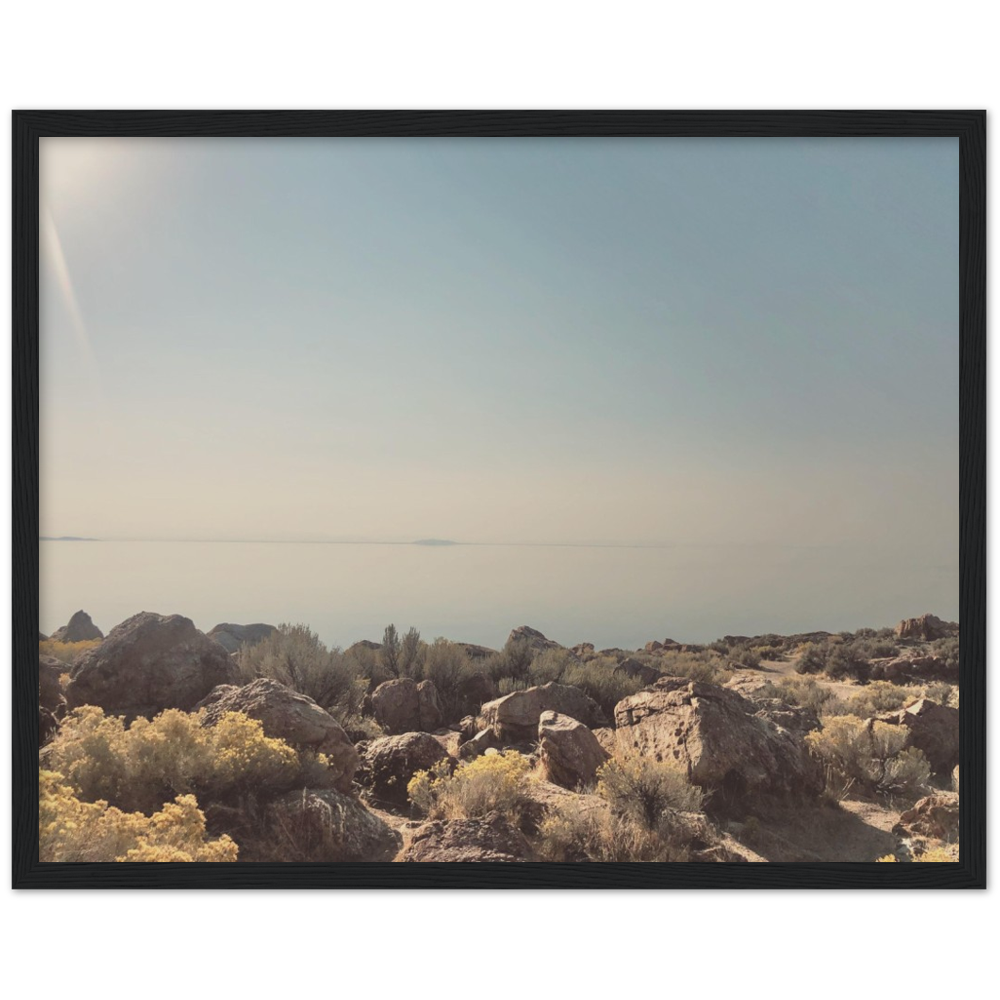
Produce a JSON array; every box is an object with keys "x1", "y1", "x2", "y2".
[{"x1": 39, "y1": 540, "x2": 958, "y2": 650}]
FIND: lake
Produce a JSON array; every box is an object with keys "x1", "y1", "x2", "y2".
[{"x1": 39, "y1": 540, "x2": 958, "y2": 650}]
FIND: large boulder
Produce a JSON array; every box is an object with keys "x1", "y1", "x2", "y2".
[
  {"x1": 537, "y1": 711, "x2": 609, "y2": 789},
  {"x1": 893, "y1": 791, "x2": 959, "y2": 844},
  {"x1": 265, "y1": 789, "x2": 401, "y2": 861},
  {"x1": 65, "y1": 612, "x2": 237, "y2": 720},
  {"x1": 507, "y1": 625, "x2": 568, "y2": 658},
  {"x1": 875, "y1": 698, "x2": 959, "y2": 776},
  {"x1": 868, "y1": 655, "x2": 956, "y2": 683},
  {"x1": 481, "y1": 682, "x2": 602, "y2": 742},
  {"x1": 370, "y1": 677, "x2": 444, "y2": 735},
  {"x1": 207, "y1": 622, "x2": 277, "y2": 654},
  {"x1": 197, "y1": 678, "x2": 358, "y2": 792},
  {"x1": 359, "y1": 732, "x2": 455, "y2": 808},
  {"x1": 50, "y1": 610, "x2": 104, "y2": 643},
  {"x1": 615, "y1": 657, "x2": 662, "y2": 687},
  {"x1": 614, "y1": 678, "x2": 824, "y2": 815},
  {"x1": 895, "y1": 614, "x2": 957, "y2": 641},
  {"x1": 398, "y1": 812, "x2": 533, "y2": 862}
]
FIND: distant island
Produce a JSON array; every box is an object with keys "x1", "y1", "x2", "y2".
[
  {"x1": 40, "y1": 536, "x2": 99, "y2": 542},
  {"x1": 411, "y1": 539, "x2": 458, "y2": 546}
]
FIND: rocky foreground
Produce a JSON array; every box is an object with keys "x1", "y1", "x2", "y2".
[{"x1": 38, "y1": 612, "x2": 960, "y2": 863}]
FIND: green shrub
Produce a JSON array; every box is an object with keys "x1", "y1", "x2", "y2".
[
  {"x1": 46, "y1": 706, "x2": 324, "y2": 814},
  {"x1": 562, "y1": 657, "x2": 643, "y2": 718},
  {"x1": 805, "y1": 715, "x2": 930, "y2": 800},
  {"x1": 597, "y1": 751, "x2": 702, "y2": 828},
  {"x1": 39, "y1": 770, "x2": 237, "y2": 862},
  {"x1": 408, "y1": 751, "x2": 530, "y2": 820},
  {"x1": 420, "y1": 639, "x2": 491, "y2": 721},
  {"x1": 235, "y1": 623, "x2": 366, "y2": 726},
  {"x1": 482, "y1": 640, "x2": 535, "y2": 686},
  {"x1": 658, "y1": 649, "x2": 730, "y2": 685}
]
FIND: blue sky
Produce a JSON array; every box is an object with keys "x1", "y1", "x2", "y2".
[{"x1": 40, "y1": 137, "x2": 957, "y2": 553}]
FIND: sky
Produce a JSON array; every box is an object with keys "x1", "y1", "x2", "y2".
[{"x1": 39, "y1": 137, "x2": 958, "y2": 555}]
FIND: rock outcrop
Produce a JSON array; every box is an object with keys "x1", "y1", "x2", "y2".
[
  {"x1": 537, "y1": 711, "x2": 609, "y2": 789},
  {"x1": 370, "y1": 677, "x2": 444, "y2": 735},
  {"x1": 51, "y1": 610, "x2": 104, "y2": 643},
  {"x1": 359, "y1": 732, "x2": 455, "y2": 807},
  {"x1": 265, "y1": 789, "x2": 401, "y2": 861},
  {"x1": 868, "y1": 655, "x2": 956, "y2": 683},
  {"x1": 507, "y1": 626, "x2": 569, "y2": 658},
  {"x1": 893, "y1": 792, "x2": 959, "y2": 844},
  {"x1": 614, "y1": 678, "x2": 824, "y2": 815},
  {"x1": 207, "y1": 622, "x2": 277, "y2": 654},
  {"x1": 398, "y1": 813, "x2": 532, "y2": 862},
  {"x1": 197, "y1": 678, "x2": 358, "y2": 792},
  {"x1": 481, "y1": 682, "x2": 603, "y2": 742},
  {"x1": 66, "y1": 612, "x2": 237, "y2": 720},
  {"x1": 894, "y1": 614, "x2": 957, "y2": 641}
]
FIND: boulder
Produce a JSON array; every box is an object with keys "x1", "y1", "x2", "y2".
[
  {"x1": 481, "y1": 682, "x2": 603, "y2": 742},
  {"x1": 398, "y1": 812, "x2": 533, "y2": 862},
  {"x1": 370, "y1": 677, "x2": 445, "y2": 735},
  {"x1": 571, "y1": 642, "x2": 596, "y2": 659},
  {"x1": 455, "y1": 671, "x2": 495, "y2": 714},
  {"x1": 752, "y1": 699, "x2": 821, "y2": 735},
  {"x1": 50, "y1": 610, "x2": 104, "y2": 643},
  {"x1": 507, "y1": 625, "x2": 568, "y2": 658},
  {"x1": 416, "y1": 680, "x2": 444, "y2": 732},
  {"x1": 875, "y1": 698, "x2": 959, "y2": 776},
  {"x1": 197, "y1": 678, "x2": 358, "y2": 792},
  {"x1": 458, "y1": 728, "x2": 503, "y2": 760},
  {"x1": 537, "y1": 711, "x2": 609, "y2": 789},
  {"x1": 645, "y1": 640, "x2": 663, "y2": 653},
  {"x1": 359, "y1": 732, "x2": 455, "y2": 808},
  {"x1": 893, "y1": 791, "x2": 959, "y2": 844},
  {"x1": 265, "y1": 788, "x2": 401, "y2": 861},
  {"x1": 65, "y1": 612, "x2": 237, "y2": 720},
  {"x1": 207, "y1": 622, "x2": 277, "y2": 654},
  {"x1": 614, "y1": 678, "x2": 824, "y2": 815},
  {"x1": 615, "y1": 657, "x2": 662, "y2": 686},
  {"x1": 895, "y1": 614, "x2": 957, "y2": 641}
]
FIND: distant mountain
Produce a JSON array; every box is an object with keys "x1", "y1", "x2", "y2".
[
  {"x1": 40, "y1": 536, "x2": 99, "y2": 542},
  {"x1": 412, "y1": 538, "x2": 458, "y2": 546}
]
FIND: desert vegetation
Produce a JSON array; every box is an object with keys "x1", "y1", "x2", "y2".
[{"x1": 37, "y1": 609, "x2": 960, "y2": 863}]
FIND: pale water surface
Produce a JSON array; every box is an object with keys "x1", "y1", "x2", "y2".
[{"x1": 40, "y1": 541, "x2": 958, "y2": 651}]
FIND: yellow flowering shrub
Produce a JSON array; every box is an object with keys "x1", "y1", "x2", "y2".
[
  {"x1": 408, "y1": 751, "x2": 530, "y2": 819},
  {"x1": 38, "y1": 639, "x2": 102, "y2": 665},
  {"x1": 40, "y1": 770, "x2": 237, "y2": 862},
  {"x1": 47, "y1": 706, "x2": 306, "y2": 814}
]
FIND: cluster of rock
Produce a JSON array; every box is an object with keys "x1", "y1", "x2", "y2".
[
  {"x1": 38, "y1": 611, "x2": 962, "y2": 863},
  {"x1": 894, "y1": 614, "x2": 958, "y2": 642},
  {"x1": 49, "y1": 610, "x2": 104, "y2": 643}
]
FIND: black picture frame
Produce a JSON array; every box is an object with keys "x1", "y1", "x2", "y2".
[{"x1": 12, "y1": 110, "x2": 986, "y2": 889}]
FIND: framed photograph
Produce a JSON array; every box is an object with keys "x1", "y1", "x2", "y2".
[{"x1": 13, "y1": 111, "x2": 985, "y2": 888}]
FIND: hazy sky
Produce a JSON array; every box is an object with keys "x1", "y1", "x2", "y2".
[{"x1": 40, "y1": 137, "x2": 958, "y2": 555}]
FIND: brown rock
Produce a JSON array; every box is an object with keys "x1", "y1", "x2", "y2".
[
  {"x1": 66, "y1": 612, "x2": 237, "y2": 720},
  {"x1": 876, "y1": 698, "x2": 959, "y2": 776},
  {"x1": 614, "y1": 678, "x2": 824, "y2": 815},
  {"x1": 265, "y1": 789, "x2": 401, "y2": 861},
  {"x1": 645, "y1": 640, "x2": 664, "y2": 653},
  {"x1": 615, "y1": 657, "x2": 662, "y2": 686},
  {"x1": 50, "y1": 610, "x2": 104, "y2": 643},
  {"x1": 507, "y1": 625, "x2": 571, "y2": 658},
  {"x1": 537, "y1": 711, "x2": 609, "y2": 789},
  {"x1": 894, "y1": 614, "x2": 957, "y2": 641},
  {"x1": 359, "y1": 732, "x2": 455, "y2": 808},
  {"x1": 454, "y1": 642, "x2": 497, "y2": 661},
  {"x1": 198, "y1": 678, "x2": 359, "y2": 792},
  {"x1": 481, "y1": 682, "x2": 603, "y2": 742},
  {"x1": 207, "y1": 622, "x2": 277, "y2": 653},
  {"x1": 571, "y1": 642, "x2": 596, "y2": 659},
  {"x1": 458, "y1": 728, "x2": 503, "y2": 760},
  {"x1": 398, "y1": 812, "x2": 533, "y2": 862},
  {"x1": 370, "y1": 677, "x2": 445, "y2": 735},
  {"x1": 893, "y1": 792, "x2": 959, "y2": 843}
]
